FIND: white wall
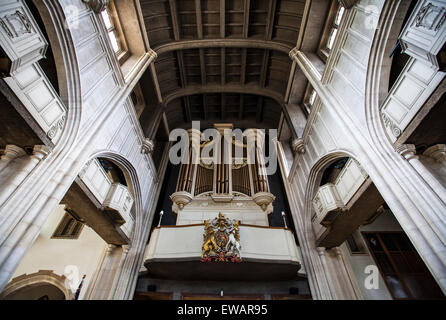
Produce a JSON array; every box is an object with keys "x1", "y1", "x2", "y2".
[
  {"x1": 12, "y1": 205, "x2": 106, "y2": 300},
  {"x1": 343, "y1": 210, "x2": 403, "y2": 300}
]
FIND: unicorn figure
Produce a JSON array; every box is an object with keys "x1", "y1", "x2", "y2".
[{"x1": 226, "y1": 220, "x2": 241, "y2": 258}]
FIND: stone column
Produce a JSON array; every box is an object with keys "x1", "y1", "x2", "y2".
[
  {"x1": 0, "y1": 145, "x2": 26, "y2": 173},
  {"x1": 338, "y1": 0, "x2": 358, "y2": 9},
  {"x1": 397, "y1": 144, "x2": 446, "y2": 206},
  {"x1": 424, "y1": 144, "x2": 446, "y2": 164},
  {"x1": 0, "y1": 145, "x2": 51, "y2": 208},
  {"x1": 291, "y1": 138, "x2": 305, "y2": 156},
  {"x1": 88, "y1": 244, "x2": 124, "y2": 300}
]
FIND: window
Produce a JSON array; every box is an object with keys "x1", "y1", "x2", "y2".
[
  {"x1": 52, "y1": 209, "x2": 84, "y2": 239},
  {"x1": 302, "y1": 84, "x2": 318, "y2": 115},
  {"x1": 318, "y1": 1, "x2": 345, "y2": 61},
  {"x1": 345, "y1": 229, "x2": 367, "y2": 255},
  {"x1": 100, "y1": 1, "x2": 128, "y2": 63},
  {"x1": 363, "y1": 232, "x2": 445, "y2": 300}
]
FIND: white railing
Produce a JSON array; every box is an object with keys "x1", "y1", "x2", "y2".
[
  {"x1": 312, "y1": 159, "x2": 368, "y2": 238},
  {"x1": 145, "y1": 224, "x2": 304, "y2": 270},
  {"x1": 78, "y1": 159, "x2": 134, "y2": 238}
]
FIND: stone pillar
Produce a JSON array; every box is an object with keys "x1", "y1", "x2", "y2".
[
  {"x1": 88, "y1": 244, "x2": 124, "y2": 300},
  {"x1": 424, "y1": 144, "x2": 446, "y2": 164},
  {"x1": 0, "y1": 145, "x2": 51, "y2": 208},
  {"x1": 397, "y1": 144, "x2": 446, "y2": 206},
  {"x1": 141, "y1": 138, "x2": 155, "y2": 155},
  {"x1": 0, "y1": 145, "x2": 26, "y2": 173}
]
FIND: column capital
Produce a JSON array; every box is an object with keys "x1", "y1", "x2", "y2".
[
  {"x1": 141, "y1": 138, "x2": 155, "y2": 155},
  {"x1": 82, "y1": 0, "x2": 109, "y2": 13},
  {"x1": 1, "y1": 145, "x2": 26, "y2": 160},
  {"x1": 291, "y1": 138, "x2": 305, "y2": 155},
  {"x1": 338, "y1": 0, "x2": 358, "y2": 9},
  {"x1": 289, "y1": 47, "x2": 299, "y2": 61},
  {"x1": 423, "y1": 144, "x2": 446, "y2": 163},
  {"x1": 148, "y1": 48, "x2": 158, "y2": 63},
  {"x1": 316, "y1": 247, "x2": 326, "y2": 256},
  {"x1": 395, "y1": 144, "x2": 418, "y2": 161},
  {"x1": 32, "y1": 145, "x2": 51, "y2": 160}
]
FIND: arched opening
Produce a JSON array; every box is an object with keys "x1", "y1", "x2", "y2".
[
  {"x1": 0, "y1": 155, "x2": 137, "y2": 300},
  {"x1": 310, "y1": 155, "x2": 445, "y2": 300},
  {"x1": 0, "y1": 270, "x2": 71, "y2": 300},
  {"x1": 3, "y1": 283, "x2": 66, "y2": 300}
]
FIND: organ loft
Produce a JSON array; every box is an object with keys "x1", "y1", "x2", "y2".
[{"x1": 0, "y1": 0, "x2": 445, "y2": 300}]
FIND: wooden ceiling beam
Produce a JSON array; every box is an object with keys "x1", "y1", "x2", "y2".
[
  {"x1": 265, "y1": 0, "x2": 277, "y2": 41},
  {"x1": 163, "y1": 84, "x2": 284, "y2": 106},
  {"x1": 203, "y1": 94, "x2": 208, "y2": 120},
  {"x1": 152, "y1": 39, "x2": 293, "y2": 55},
  {"x1": 195, "y1": 0, "x2": 203, "y2": 39},
  {"x1": 199, "y1": 48, "x2": 206, "y2": 86},
  {"x1": 184, "y1": 96, "x2": 192, "y2": 122},
  {"x1": 221, "y1": 93, "x2": 225, "y2": 120},
  {"x1": 259, "y1": 49, "x2": 269, "y2": 88},
  {"x1": 240, "y1": 48, "x2": 247, "y2": 85},
  {"x1": 220, "y1": 0, "x2": 225, "y2": 38},
  {"x1": 243, "y1": 0, "x2": 250, "y2": 38},
  {"x1": 168, "y1": 0, "x2": 180, "y2": 40},
  {"x1": 239, "y1": 93, "x2": 244, "y2": 120},
  {"x1": 221, "y1": 48, "x2": 225, "y2": 86},
  {"x1": 256, "y1": 96, "x2": 263, "y2": 123}
]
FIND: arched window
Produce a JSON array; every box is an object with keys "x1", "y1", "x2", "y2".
[
  {"x1": 318, "y1": 1, "x2": 345, "y2": 61},
  {"x1": 100, "y1": 0, "x2": 129, "y2": 63}
]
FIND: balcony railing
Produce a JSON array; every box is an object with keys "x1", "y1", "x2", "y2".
[{"x1": 79, "y1": 159, "x2": 134, "y2": 239}]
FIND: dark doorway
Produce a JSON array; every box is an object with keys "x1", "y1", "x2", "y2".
[{"x1": 363, "y1": 232, "x2": 445, "y2": 300}]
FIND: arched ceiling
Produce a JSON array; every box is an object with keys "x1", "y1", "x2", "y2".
[{"x1": 139, "y1": 0, "x2": 307, "y2": 130}]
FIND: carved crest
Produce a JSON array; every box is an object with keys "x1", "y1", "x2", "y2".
[{"x1": 201, "y1": 213, "x2": 241, "y2": 262}]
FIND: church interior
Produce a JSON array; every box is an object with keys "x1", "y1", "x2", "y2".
[{"x1": 0, "y1": 0, "x2": 446, "y2": 300}]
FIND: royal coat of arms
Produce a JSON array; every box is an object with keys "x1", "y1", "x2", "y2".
[{"x1": 201, "y1": 213, "x2": 241, "y2": 262}]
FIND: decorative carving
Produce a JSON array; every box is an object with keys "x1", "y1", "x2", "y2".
[
  {"x1": 0, "y1": 10, "x2": 32, "y2": 39},
  {"x1": 415, "y1": 2, "x2": 446, "y2": 31},
  {"x1": 381, "y1": 112, "x2": 401, "y2": 137},
  {"x1": 291, "y1": 138, "x2": 305, "y2": 155},
  {"x1": 423, "y1": 144, "x2": 446, "y2": 163},
  {"x1": 201, "y1": 213, "x2": 241, "y2": 262},
  {"x1": 170, "y1": 191, "x2": 193, "y2": 210},
  {"x1": 252, "y1": 192, "x2": 275, "y2": 212},
  {"x1": 289, "y1": 47, "x2": 299, "y2": 60},
  {"x1": 395, "y1": 144, "x2": 418, "y2": 161},
  {"x1": 82, "y1": 0, "x2": 110, "y2": 13},
  {"x1": 78, "y1": 159, "x2": 93, "y2": 178},
  {"x1": 141, "y1": 138, "x2": 155, "y2": 154},
  {"x1": 148, "y1": 48, "x2": 158, "y2": 62},
  {"x1": 338, "y1": 0, "x2": 358, "y2": 9},
  {"x1": 47, "y1": 115, "x2": 66, "y2": 140}
]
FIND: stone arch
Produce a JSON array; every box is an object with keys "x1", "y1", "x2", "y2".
[
  {"x1": 303, "y1": 150, "x2": 359, "y2": 226},
  {"x1": 30, "y1": 0, "x2": 83, "y2": 147},
  {"x1": 365, "y1": 0, "x2": 413, "y2": 146},
  {"x1": 0, "y1": 270, "x2": 72, "y2": 300},
  {"x1": 85, "y1": 150, "x2": 144, "y2": 242}
]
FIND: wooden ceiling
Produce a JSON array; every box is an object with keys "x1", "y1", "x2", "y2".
[{"x1": 139, "y1": 0, "x2": 306, "y2": 129}]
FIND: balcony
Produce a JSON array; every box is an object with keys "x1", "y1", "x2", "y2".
[
  {"x1": 144, "y1": 224, "x2": 304, "y2": 281},
  {"x1": 312, "y1": 159, "x2": 384, "y2": 248},
  {"x1": 61, "y1": 159, "x2": 134, "y2": 244}
]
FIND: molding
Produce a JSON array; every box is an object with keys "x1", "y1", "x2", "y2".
[
  {"x1": 82, "y1": 0, "x2": 109, "y2": 13},
  {"x1": 153, "y1": 39, "x2": 293, "y2": 56},
  {"x1": 338, "y1": 0, "x2": 358, "y2": 9},
  {"x1": 163, "y1": 84, "x2": 284, "y2": 106}
]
